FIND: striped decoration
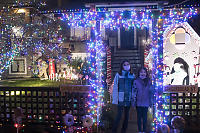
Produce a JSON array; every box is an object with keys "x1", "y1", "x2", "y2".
[
  {"x1": 106, "y1": 46, "x2": 112, "y2": 87},
  {"x1": 144, "y1": 48, "x2": 149, "y2": 68}
]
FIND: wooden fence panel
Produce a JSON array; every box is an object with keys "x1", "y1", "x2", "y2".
[{"x1": 0, "y1": 86, "x2": 90, "y2": 131}]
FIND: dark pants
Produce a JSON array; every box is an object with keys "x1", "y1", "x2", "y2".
[
  {"x1": 112, "y1": 105, "x2": 130, "y2": 133},
  {"x1": 136, "y1": 106, "x2": 148, "y2": 132}
]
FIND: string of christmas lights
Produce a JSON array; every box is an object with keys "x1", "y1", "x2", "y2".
[
  {"x1": 61, "y1": 8, "x2": 198, "y2": 131},
  {"x1": 87, "y1": 25, "x2": 105, "y2": 126},
  {"x1": 0, "y1": 2, "x2": 198, "y2": 131},
  {"x1": 151, "y1": 8, "x2": 197, "y2": 131},
  {"x1": 61, "y1": 9, "x2": 152, "y2": 29},
  {"x1": 0, "y1": 7, "x2": 66, "y2": 78}
]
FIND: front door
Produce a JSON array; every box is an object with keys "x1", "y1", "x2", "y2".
[{"x1": 120, "y1": 27, "x2": 135, "y2": 49}]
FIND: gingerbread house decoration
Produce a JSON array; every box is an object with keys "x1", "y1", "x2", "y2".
[{"x1": 163, "y1": 22, "x2": 200, "y2": 86}]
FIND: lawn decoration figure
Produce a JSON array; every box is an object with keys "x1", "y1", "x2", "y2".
[
  {"x1": 38, "y1": 59, "x2": 48, "y2": 79},
  {"x1": 48, "y1": 58, "x2": 56, "y2": 80},
  {"x1": 170, "y1": 58, "x2": 189, "y2": 85}
]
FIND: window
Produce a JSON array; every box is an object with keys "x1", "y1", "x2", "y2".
[
  {"x1": 119, "y1": 27, "x2": 138, "y2": 49},
  {"x1": 169, "y1": 27, "x2": 191, "y2": 50},
  {"x1": 70, "y1": 27, "x2": 91, "y2": 40},
  {"x1": 9, "y1": 58, "x2": 27, "y2": 74}
]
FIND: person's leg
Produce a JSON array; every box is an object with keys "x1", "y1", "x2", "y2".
[
  {"x1": 136, "y1": 106, "x2": 142, "y2": 132},
  {"x1": 142, "y1": 107, "x2": 148, "y2": 132},
  {"x1": 112, "y1": 105, "x2": 124, "y2": 133},
  {"x1": 121, "y1": 106, "x2": 131, "y2": 133}
]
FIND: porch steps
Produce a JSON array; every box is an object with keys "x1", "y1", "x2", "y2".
[{"x1": 109, "y1": 49, "x2": 142, "y2": 133}]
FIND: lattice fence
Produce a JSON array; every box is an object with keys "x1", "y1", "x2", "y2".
[
  {"x1": 0, "y1": 85, "x2": 90, "y2": 131},
  {"x1": 163, "y1": 90, "x2": 200, "y2": 131}
]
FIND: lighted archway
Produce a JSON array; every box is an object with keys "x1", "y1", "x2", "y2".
[{"x1": 61, "y1": 8, "x2": 197, "y2": 131}]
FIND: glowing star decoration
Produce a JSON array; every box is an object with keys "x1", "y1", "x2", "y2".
[
  {"x1": 16, "y1": 9, "x2": 26, "y2": 13},
  {"x1": 12, "y1": 26, "x2": 24, "y2": 37}
]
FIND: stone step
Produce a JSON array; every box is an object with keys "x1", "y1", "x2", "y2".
[
  {"x1": 113, "y1": 57, "x2": 140, "y2": 62},
  {"x1": 114, "y1": 49, "x2": 139, "y2": 54},
  {"x1": 112, "y1": 60, "x2": 141, "y2": 65},
  {"x1": 114, "y1": 51, "x2": 139, "y2": 55},
  {"x1": 114, "y1": 53, "x2": 140, "y2": 56}
]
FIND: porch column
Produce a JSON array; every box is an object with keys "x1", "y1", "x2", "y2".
[{"x1": 152, "y1": 10, "x2": 164, "y2": 130}]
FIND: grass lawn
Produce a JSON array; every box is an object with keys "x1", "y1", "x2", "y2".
[{"x1": 0, "y1": 78, "x2": 77, "y2": 87}]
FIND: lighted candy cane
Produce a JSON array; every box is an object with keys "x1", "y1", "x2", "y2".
[{"x1": 106, "y1": 46, "x2": 112, "y2": 87}]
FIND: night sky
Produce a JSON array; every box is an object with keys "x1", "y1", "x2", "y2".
[{"x1": 46, "y1": 0, "x2": 200, "y2": 9}]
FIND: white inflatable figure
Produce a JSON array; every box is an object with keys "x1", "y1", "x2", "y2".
[
  {"x1": 164, "y1": 66, "x2": 171, "y2": 85},
  {"x1": 55, "y1": 73, "x2": 58, "y2": 81},
  {"x1": 58, "y1": 71, "x2": 62, "y2": 81},
  {"x1": 49, "y1": 73, "x2": 55, "y2": 80},
  {"x1": 71, "y1": 72, "x2": 78, "y2": 80},
  {"x1": 66, "y1": 67, "x2": 72, "y2": 80},
  {"x1": 170, "y1": 63, "x2": 187, "y2": 85},
  {"x1": 38, "y1": 59, "x2": 48, "y2": 79}
]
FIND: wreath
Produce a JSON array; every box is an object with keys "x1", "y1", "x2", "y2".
[
  {"x1": 82, "y1": 115, "x2": 93, "y2": 127},
  {"x1": 171, "y1": 116, "x2": 185, "y2": 129},
  {"x1": 161, "y1": 124, "x2": 170, "y2": 133},
  {"x1": 63, "y1": 114, "x2": 74, "y2": 126}
]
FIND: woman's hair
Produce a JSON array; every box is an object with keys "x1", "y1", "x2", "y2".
[
  {"x1": 171, "y1": 57, "x2": 189, "y2": 85},
  {"x1": 137, "y1": 67, "x2": 150, "y2": 86},
  {"x1": 118, "y1": 59, "x2": 133, "y2": 75}
]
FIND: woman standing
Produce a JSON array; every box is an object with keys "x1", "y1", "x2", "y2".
[
  {"x1": 132, "y1": 67, "x2": 154, "y2": 133},
  {"x1": 112, "y1": 59, "x2": 135, "y2": 133}
]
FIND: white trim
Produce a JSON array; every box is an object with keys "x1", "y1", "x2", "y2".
[
  {"x1": 134, "y1": 25, "x2": 137, "y2": 48},
  {"x1": 118, "y1": 28, "x2": 120, "y2": 48},
  {"x1": 85, "y1": 2, "x2": 169, "y2": 8}
]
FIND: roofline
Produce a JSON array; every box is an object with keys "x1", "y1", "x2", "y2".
[{"x1": 85, "y1": 1, "x2": 169, "y2": 8}]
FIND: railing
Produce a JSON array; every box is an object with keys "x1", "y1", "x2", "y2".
[{"x1": 0, "y1": 85, "x2": 90, "y2": 132}]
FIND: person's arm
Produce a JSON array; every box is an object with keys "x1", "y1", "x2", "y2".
[{"x1": 112, "y1": 73, "x2": 119, "y2": 105}]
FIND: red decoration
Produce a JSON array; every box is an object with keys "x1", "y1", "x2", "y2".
[
  {"x1": 48, "y1": 59, "x2": 56, "y2": 80},
  {"x1": 106, "y1": 46, "x2": 112, "y2": 86}
]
